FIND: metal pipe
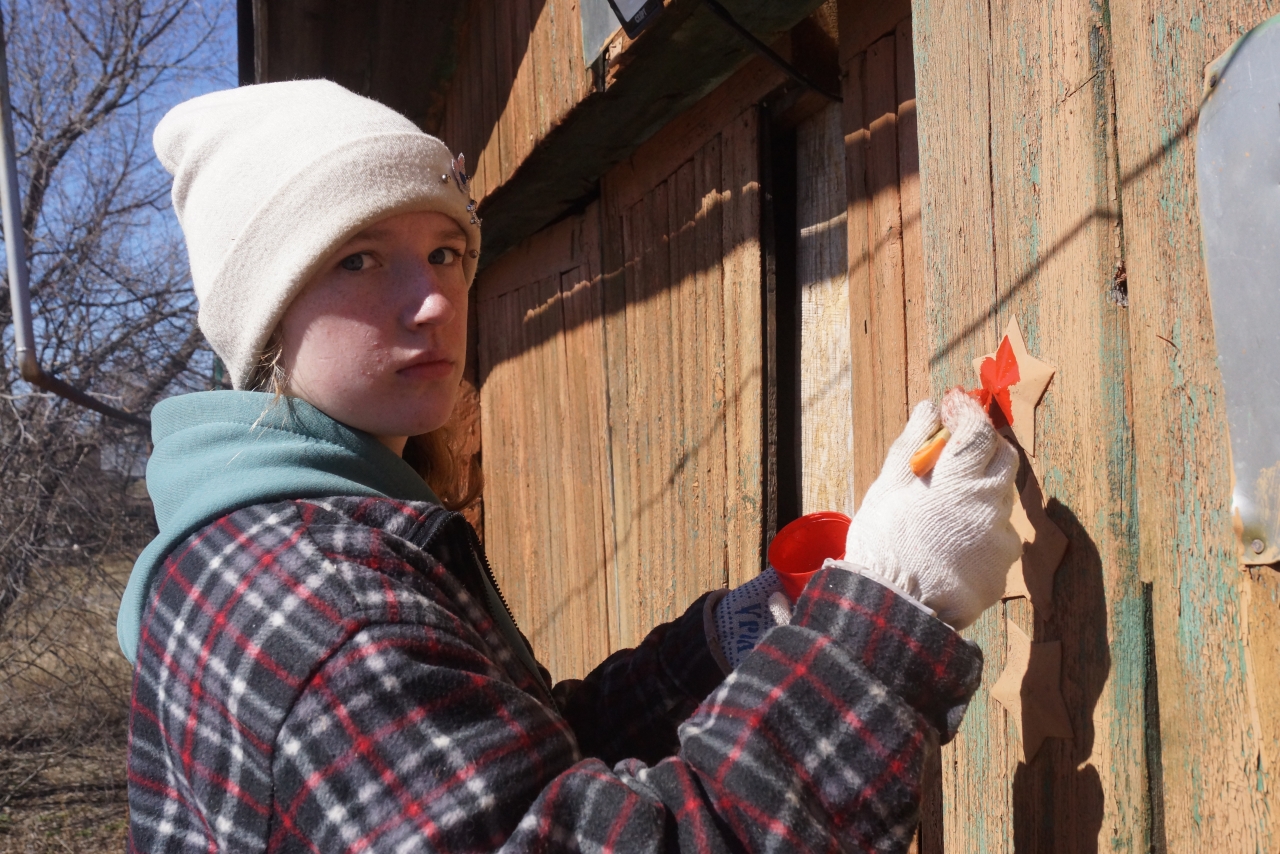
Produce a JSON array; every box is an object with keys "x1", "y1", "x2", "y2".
[{"x1": 0, "y1": 10, "x2": 148, "y2": 429}]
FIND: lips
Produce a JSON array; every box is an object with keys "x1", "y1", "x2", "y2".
[{"x1": 396, "y1": 354, "x2": 456, "y2": 381}]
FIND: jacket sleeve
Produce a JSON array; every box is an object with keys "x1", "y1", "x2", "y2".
[
  {"x1": 549, "y1": 592, "x2": 725, "y2": 766},
  {"x1": 270, "y1": 566, "x2": 982, "y2": 854}
]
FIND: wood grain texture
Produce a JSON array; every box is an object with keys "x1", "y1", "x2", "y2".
[
  {"x1": 911, "y1": 0, "x2": 1011, "y2": 849},
  {"x1": 468, "y1": 0, "x2": 824, "y2": 263},
  {"x1": 984, "y1": 0, "x2": 1148, "y2": 847},
  {"x1": 841, "y1": 48, "x2": 880, "y2": 506},
  {"x1": 840, "y1": 17, "x2": 922, "y2": 506},
  {"x1": 600, "y1": 108, "x2": 763, "y2": 646},
  {"x1": 895, "y1": 19, "x2": 929, "y2": 410},
  {"x1": 864, "y1": 34, "x2": 910, "y2": 460},
  {"x1": 261, "y1": 0, "x2": 465, "y2": 127},
  {"x1": 836, "y1": 0, "x2": 912, "y2": 64},
  {"x1": 721, "y1": 109, "x2": 766, "y2": 589},
  {"x1": 796, "y1": 103, "x2": 853, "y2": 516},
  {"x1": 438, "y1": 0, "x2": 591, "y2": 204},
  {"x1": 1109, "y1": 0, "x2": 1278, "y2": 846},
  {"x1": 476, "y1": 206, "x2": 613, "y2": 681},
  {"x1": 1246, "y1": 567, "x2": 1280, "y2": 784}
]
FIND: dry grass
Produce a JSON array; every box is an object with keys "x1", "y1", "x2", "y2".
[{"x1": 0, "y1": 561, "x2": 133, "y2": 853}]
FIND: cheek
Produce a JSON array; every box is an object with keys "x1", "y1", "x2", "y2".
[{"x1": 282, "y1": 284, "x2": 392, "y2": 385}]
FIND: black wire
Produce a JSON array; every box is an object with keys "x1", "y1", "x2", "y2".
[{"x1": 701, "y1": 0, "x2": 842, "y2": 103}]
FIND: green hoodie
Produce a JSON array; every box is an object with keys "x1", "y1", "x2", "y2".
[{"x1": 117, "y1": 392, "x2": 532, "y2": 681}]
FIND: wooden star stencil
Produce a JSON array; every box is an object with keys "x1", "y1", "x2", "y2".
[
  {"x1": 1003, "y1": 470, "x2": 1069, "y2": 609},
  {"x1": 991, "y1": 621, "x2": 1074, "y2": 762},
  {"x1": 971, "y1": 316, "x2": 1056, "y2": 456}
]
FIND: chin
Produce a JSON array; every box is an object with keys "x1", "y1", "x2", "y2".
[
  {"x1": 383, "y1": 395, "x2": 457, "y2": 436},
  {"x1": 323, "y1": 379, "x2": 460, "y2": 439}
]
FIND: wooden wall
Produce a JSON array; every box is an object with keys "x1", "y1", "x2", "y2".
[
  {"x1": 909, "y1": 0, "x2": 1280, "y2": 847},
  {"x1": 456, "y1": 0, "x2": 1279, "y2": 843},
  {"x1": 437, "y1": 0, "x2": 591, "y2": 202},
  {"x1": 1109, "y1": 1, "x2": 1280, "y2": 845},
  {"x1": 601, "y1": 106, "x2": 765, "y2": 644},
  {"x1": 796, "y1": 103, "x2": 854, "y2": 516},
  {"x1": 477, "y1": 208, "x2": 613, "y2": 680},
  {"x1": 839, "y1": 2, "x2": 926, "y2": 507},
  {"x1": 475, "y1": 64, "x2": 774, "y2": 677}
]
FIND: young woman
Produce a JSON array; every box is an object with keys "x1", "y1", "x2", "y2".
[{"x1": 121, "y1": 80, "x2": 1020, "y2": 854}]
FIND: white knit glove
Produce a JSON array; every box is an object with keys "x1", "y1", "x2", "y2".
[{"x1": 842, "y1": 388, "x2": 1021, "y2": 630}]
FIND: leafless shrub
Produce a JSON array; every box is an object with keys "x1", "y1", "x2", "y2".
[{"x1": 0, "y1": 0, "x2": 231, "y2": 842}]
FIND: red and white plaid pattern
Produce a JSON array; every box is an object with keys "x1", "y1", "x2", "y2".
[{"x1": 127, "y1": 496, "x2": 982, "y2": 853}]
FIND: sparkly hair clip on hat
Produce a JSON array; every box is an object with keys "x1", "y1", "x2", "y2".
[
  {"x1": 153, "y1": 79, "x2": 483, "y2": 389},
  {"x1": 445, "y1": 152, "x2": 482, "y2": 229}
]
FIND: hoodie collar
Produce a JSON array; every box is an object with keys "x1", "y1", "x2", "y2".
[{"x1": 117, "y1": 391, "x2": 438, "y2": 663}]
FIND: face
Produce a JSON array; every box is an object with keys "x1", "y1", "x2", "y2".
[{"x1": 278, "y1": 210, "x2": 470, "y2": 454}]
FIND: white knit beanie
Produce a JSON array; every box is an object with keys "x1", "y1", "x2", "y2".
[{"x1": 154, "y1": 80, "x2": 482, "y2": 388}]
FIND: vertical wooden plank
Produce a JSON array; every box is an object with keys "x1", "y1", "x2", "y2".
[
  {"x1": 1246, "y1": 567, "x2": 1280, "y2": 778},
  {"x1": 720, "y1": 108, "x2": 764, "y2": 588},
  {"x1": 982, "y1": 0, "x2": 1151, "y2": 848},
  {"x1": 648, "y1": 179, "x2": 675, "y2": 630},
  {"x1": 601, "y1": 189, "x2": 637, "y2": 648},
  {"x1": 523, "y1": 275, "x2": 560, "y2": 667},
  {"x1": 476, "y1": 210, "x2": 613, "y2": 680},
  {"x1": 555, "y1": 263, "x2": 604, "y2": 672},
  {"x1": 892, "y1": 27, "x2": 940, "y2": 849},
  {"x1": 895, "y1": 20, "x2": 929, "y2": 410},
  {"x1": 840, "y1": 48, "x2": 880, "y2": 506},
  {"x1": 619, "y1": 181, "x2": 675, "y2": 642},
  {"x1": 474, "y1": 0, "x2": 500, "y2": 198},
  {"x1": 864, "y1": 34, "x2": 910, "y2": 459},
  {"x1": 796, "y1": 103, "x2": 853, "y2": 516},
  {"x1": 696, "y1": 136, "x2": 729, "y2": 590},
  {"x1": 911, "y1": 0, "x2": 1012, "y2": 849},
  {"x1": 597, "y1": 108, "x2": 761, "y2": 644},
  {"x1": 529, "y1": 0, "x2": 553, "y2": 144},
  {"x1": 615, "y1": 193, "x2": 647, "y2": 649},
  {"x1": 556, "y1": 0, "x2": 591, "y2": 117},
  {"x1": 493, "y1": 0, "x2": 518, "y2": 184},
  {"x1": 671, "y1": 159, "x2": 713, "y2": 613},
  {"x1": 510, "y1": 0, "x2": 537, "y2": 170},
  {"x1": 1110, "y1": 0, "x2": 1278, "y2": 847},
  {"x1": 479, "y1": 287, "x2": 527, "y2": 637}
]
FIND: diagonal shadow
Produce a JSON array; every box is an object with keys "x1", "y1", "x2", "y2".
[{"x1": 926, "y1": 109, "x2": 1200, "y2": 368}]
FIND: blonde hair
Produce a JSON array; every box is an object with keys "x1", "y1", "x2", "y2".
[{"x1": 247, "y1": 335, "x2": 481, "y2": 511}]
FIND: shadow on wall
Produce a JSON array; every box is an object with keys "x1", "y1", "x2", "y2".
[{"x1": 1009, "y1": 498, "x2": 1165, "y2": 854}]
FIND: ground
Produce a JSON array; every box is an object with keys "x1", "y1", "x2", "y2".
[{"x1": 0, "y1": 562, "x2": 132, "y2": 853}]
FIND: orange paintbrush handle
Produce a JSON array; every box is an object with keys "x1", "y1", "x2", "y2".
[{"x1": 909, "y1": 425, "x2": 951, "y2": 477}]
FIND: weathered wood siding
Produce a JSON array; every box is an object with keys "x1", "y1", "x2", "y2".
[
  {"x1": 1110, "y1": 1, "x2": 1278, "y2": 846},
  {"x1": 443, "y1": 0, "x2": 1279, "y2": 840},
  {"x1": 797, "y1": 103, "x2": 853, "y2": 516},
  {"x1": 601, "y1": 105, "x2": 766, "y2": 647},
  {"x1": 911, "y1": 0, "x2": 1279, "y2": 847},
  {"x1": 840, "y1": 4, "x2": 927, "y2": 506},
  {"x1": 476, "y1": 207, "x2": 614, "y2": 681},
  {"x1": 476, "y1": 63, "x2": 772, "y2": 676},
  {"x1": 438, "y1": 0, "x2": 591, "y2": 203}
]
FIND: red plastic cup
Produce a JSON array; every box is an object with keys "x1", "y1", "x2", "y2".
[{"x1": 768, "y1": 511, "x2": 852, "y2": 601}]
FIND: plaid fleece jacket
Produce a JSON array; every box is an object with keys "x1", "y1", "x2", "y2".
[{"x1": 127, "y1": 497, "x2": 983, "y2": 853}]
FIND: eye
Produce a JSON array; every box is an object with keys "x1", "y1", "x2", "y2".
[
  {"x1": 428, "y1": 246, "x2": 460, "y2": 265},
  {"x1": 339, "y1": 252, "x2": 372, "y2": 272}
]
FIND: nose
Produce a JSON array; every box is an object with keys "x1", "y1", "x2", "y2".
[{"x1": 401, "y1": 257, "x2": 456, "y2": 329}]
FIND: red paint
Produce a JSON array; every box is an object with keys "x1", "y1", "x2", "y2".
[{"x1": 976, "y1": 334, "x2": 1020, "y2": 428}]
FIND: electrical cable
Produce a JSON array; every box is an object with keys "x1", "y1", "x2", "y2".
[{"x1": 700, "y1": 0, "x2": 842, "y2": 103}]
